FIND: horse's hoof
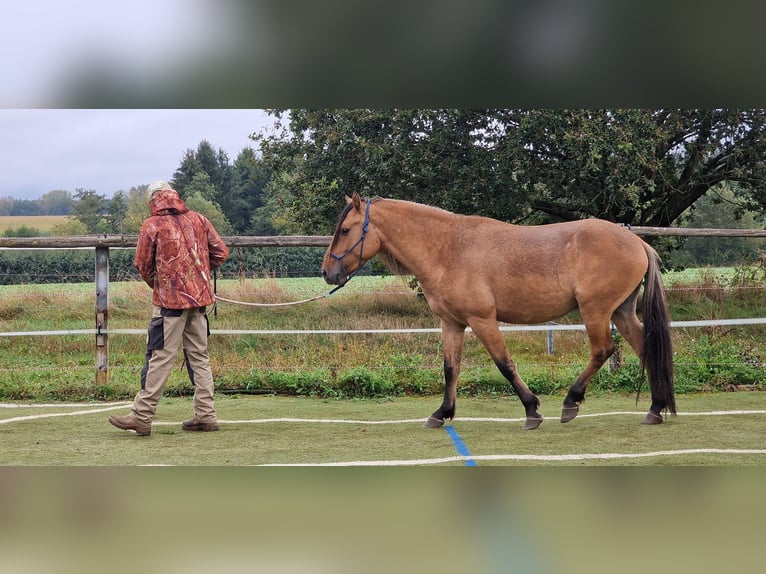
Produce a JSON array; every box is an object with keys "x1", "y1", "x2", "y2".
[
  {"x1": 560, "y1": 405, "x2": 579, "y2": 423},
  {"x1": 641, "y1": 412, "x2": 663, "y2": 425},
  {"x1": 423, "y1": 416, "x2": 446, "y2": 429},
  {"x1": 524, "y1": 415, "x2": 543, "y2": 430}
]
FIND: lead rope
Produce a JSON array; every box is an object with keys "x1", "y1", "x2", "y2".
[{"x1": 214, "y1": 200, "x2": 371, "y2": 308}]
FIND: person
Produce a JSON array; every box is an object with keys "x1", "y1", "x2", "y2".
[{"x1": 108, "y1": 181, "x2": 229, "y2": 436}]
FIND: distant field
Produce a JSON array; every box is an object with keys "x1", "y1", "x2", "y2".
[{"x1": 0, "y1": 215, "x2": 68, "y2": 232}]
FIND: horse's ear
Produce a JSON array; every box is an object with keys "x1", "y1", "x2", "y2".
[{"x1": 351, "y1": 192, "x2": 362, "y2": 210}]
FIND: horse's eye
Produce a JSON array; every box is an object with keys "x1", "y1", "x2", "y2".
[{"x1": 341, "y1": 228, "x2": 350, "y2": 236}]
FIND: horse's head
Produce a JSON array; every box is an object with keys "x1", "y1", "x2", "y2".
[{"x1": 321, "y1": 193, "x2": 380, "y2": 286}]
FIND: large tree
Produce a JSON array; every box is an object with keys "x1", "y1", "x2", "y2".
[
  {"x1": 256, "y1": 109, "x2": 766, "y2": 233},
  {"x1": 502, "y1": 109, "x2": 766, "y2": 226}
]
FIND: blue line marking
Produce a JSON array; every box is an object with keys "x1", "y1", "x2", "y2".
[{"x1": 445, "y1": 425, "x2": 477, "y2": 466}]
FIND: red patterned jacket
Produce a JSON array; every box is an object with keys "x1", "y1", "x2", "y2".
[{"x1": 134, "y1": 190, "x2": 229, "y2": 309}]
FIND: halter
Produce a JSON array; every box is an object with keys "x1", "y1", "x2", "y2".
[{"x1": 327, "y1": 198, "x2": 372, "y2": 293}]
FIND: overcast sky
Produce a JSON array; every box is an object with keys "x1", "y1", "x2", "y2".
[{"x1": 0, "y1": 109, "x2": 275, "y2": 200}]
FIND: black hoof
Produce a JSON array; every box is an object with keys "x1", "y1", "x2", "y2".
[
  {"x1": 561, "y1": 405, "x2": 579, "y2": 423},
  {"x1": 641, "y1": 412, "x2": 663, "y2": 425},
  {"x1": 524, "y1": 414, "x2": 543, "y2": 430},
  {"x1": 423, "y1": 416, "x2": 446, "y2": 429}
]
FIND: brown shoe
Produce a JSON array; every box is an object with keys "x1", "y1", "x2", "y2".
[
  {"x1": 108, "y1": 414, "x2": 151, "y2": 436},
  {"x1": 182, "y1": 417, "x2": 219, "y2": 432}
]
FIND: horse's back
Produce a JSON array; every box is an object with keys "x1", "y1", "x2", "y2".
[
  {"x1": 465, "y1": 217, "x2": 646, "y2": 271},
  {"x1": 460, "y1": 218, "x2": 650, "y2": 323}
]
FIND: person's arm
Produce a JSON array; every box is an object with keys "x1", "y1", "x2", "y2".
[
  {"x1": 207, "y1": 222, "x2": 230, "y2": 271},
  {"x1": 133, "y1": 225, "x2": 157, "y2": 288}
]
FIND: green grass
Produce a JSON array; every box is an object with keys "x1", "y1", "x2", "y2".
[{"x1": 1, "y1": 393, "x2": 764, "y2": 466}]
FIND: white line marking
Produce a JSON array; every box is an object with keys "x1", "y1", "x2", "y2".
[
  {"x1": 159, "y1": 417, "x2": 428, "y2": 425},
  {"x1": 259, "y1": 449, "x2": 766, "y2": 467},
  {"x1": 0, "y1": 402, "x2": 131, "y2": 409},
  {"x1": 4, "y1": 405, "x2": 764, "y2": 427},
  {"x1": 0, "y1": 404, "x2": 130, "y2": 424},
  {"x1": 150, "y1": 409, "x2": 766, "y2": 426}
]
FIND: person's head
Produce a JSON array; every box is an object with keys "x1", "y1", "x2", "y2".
[{"x1": 146, "y1": 180, "x2": 178, "y2": 204}]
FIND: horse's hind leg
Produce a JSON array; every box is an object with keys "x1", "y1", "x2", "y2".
[
  {"x1": 469, "y1": 318, "x2": 542, "y2": 430},
  {"x1": 424, "y1": 321, "x2": 465, "y2": 428},
  {"x1": 561, "y1": 317, "x2": 614, "y2": 423}
]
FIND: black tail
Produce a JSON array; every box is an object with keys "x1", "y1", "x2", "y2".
[{"x1": 641, "y1": 246, "x2": 676, "y2": 415}]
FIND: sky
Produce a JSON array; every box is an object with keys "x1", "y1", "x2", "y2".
[{"x1": 0, "y1": 109, "x2": 276, "y2": 200}]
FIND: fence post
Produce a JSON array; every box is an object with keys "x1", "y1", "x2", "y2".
[
  {"x1": 95, "y1": 246, "x2": 109, "y2": 384},
  {"x1": 546, "y1": 323, "x2": 554, "y2": 354}
]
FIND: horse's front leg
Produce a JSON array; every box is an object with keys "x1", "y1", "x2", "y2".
[
  {"x1": 424, "y1": 321, "x2": 465, "y2": 428},
  {"x1": 469, "y1": 317, "x2": 542, "y2": 430}
]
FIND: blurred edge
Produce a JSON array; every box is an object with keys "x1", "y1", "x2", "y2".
[
  {"x1": 0, "y1": 467, "x2": 763, "y2": 573},
  {"x1": 3, "y1": 0, "x2": 766, "y2": 108}
]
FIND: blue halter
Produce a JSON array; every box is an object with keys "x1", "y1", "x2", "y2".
[{"x1": 327, "y1": 198, "x2": 371, "y2": 293}]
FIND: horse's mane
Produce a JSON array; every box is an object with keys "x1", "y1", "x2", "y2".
[
  {"x1": 376, "y1": 250, "x2": 412, "y2": 276},
  {"x1": 366, "y1": 196, "x2": 415, "y2": 276},
  {"x1": 371, "y1": 196, "x2": 462, "y2": 277}
]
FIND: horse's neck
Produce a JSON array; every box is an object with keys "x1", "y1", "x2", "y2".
[{"x1": 374, "y1": 200, "x2": 455, "y2": 279}]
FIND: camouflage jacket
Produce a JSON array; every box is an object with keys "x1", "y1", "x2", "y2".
[{"x1": 134, "y1": 190, "x2": 229, "y2": 309}]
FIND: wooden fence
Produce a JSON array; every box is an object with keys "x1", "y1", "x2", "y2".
[{"x1": 1, "y1": 226, "x2": 765, "y2": 384}]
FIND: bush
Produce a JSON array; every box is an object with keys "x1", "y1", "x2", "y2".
[{"x1": 338, "y1": 368, "x2": 397, "y2": 398}]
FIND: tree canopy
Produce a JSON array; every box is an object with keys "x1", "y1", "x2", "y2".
[
  {"x1": 255, "y1": 109, "x2": 766, "y2": 233},
  {"x1": 171, "y1": 140, "x2": 270, "y2": 234}
]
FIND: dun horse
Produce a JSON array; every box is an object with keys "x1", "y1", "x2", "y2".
[{"x1": 322, "y1": 193, "x2": 675, "y2": 430}]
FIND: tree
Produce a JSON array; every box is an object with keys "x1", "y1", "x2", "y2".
[
  {"x1": 257, "y1": 109, "x2": 517, "y2": 233},
  {"x1": 51, "y1": 218, "x2": 88, "y2": 236},
  {"x1": 0, "y1": 197, "x2": 15, "y2": 215},
  {"x1": 107, "y1": 191, "x2": 128, "y2": 233},
  {"x1": 70, "y1": 188, "x2": 108, "y2": 233},
  {"x1": 184, "y1": 171, "x2": 218, "y2": 203},
  {"x1": 183, "y1": 191, "x2": 232, "y2": 234},
  {"x1": 223, "y1": 148, "x2": 271, "y2": 234},
  {"x1": 679, "y1": 182, "x2": 765, "y2": 266},
  {"x1": 39, "y1": 190, "x2": 74, "y2": 215},
  {"x1": 121, "y1": 185, "x2": 151, "y2": 233},
  {"x1": 8, "y1": 198, "x2": 41, "y2": 216},
  {"x1": 171, "y1": 139, "x2": 252, "y2": 232},
  {"x1": 256, "y1": 109, "x2": 766, "y2": 233},
  {"x1": 173, "y1": 140, "x2": 230, "y2": 192},
  {"x1": 172, "y1": 148, "x2": 202, "y2": 191},
  {"x1": 499, "y1": 109, "x2": 766, "y2": 226}
]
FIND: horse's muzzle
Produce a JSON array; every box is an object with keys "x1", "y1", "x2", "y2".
[{"x1": 321, "y1": 266, "x2": 346, "y2": 286}]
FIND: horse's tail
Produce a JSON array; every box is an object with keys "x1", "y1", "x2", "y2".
[{"x1": 641, "y1": 245, "x2": 676, "y2": 415}]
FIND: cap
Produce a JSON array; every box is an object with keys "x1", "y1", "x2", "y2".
[{"x1": 147, "y1": 180, "x2": 174, "y2": 201}]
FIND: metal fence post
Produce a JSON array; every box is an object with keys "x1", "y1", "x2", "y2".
[{"x1": 95, "y1": 246, "x2": 109, "y2": 384}]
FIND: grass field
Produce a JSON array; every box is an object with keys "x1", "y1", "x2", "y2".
[
  {"x1": 2, "y1": 384, "x2": 765, "y2": 573},
  {"x1": 0, "y1": 215, "x2": 68, "y2": 233},
  {"x1": 2, "y1": 392, "x2": 764, "y2": 466}
]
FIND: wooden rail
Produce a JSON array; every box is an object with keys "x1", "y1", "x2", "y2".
[{"x1": 0, "y1": 235, "x2": 333, "y2": 248}]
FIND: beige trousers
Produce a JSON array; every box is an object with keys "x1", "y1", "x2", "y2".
[{"x1": 131, "y1": 306, "x2": 217, "y2": 424}]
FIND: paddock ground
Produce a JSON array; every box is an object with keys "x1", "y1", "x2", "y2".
[
  {"x1": 2, "y1": 392, "x2": 764, "y2": 466},
  {"x1": 1, "y1": 393, "x2": 765, "y2": 573}
]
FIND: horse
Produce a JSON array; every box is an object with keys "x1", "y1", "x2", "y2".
[{"x1": 321, "y1": 193, "x2": 676, "y2": 430}]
